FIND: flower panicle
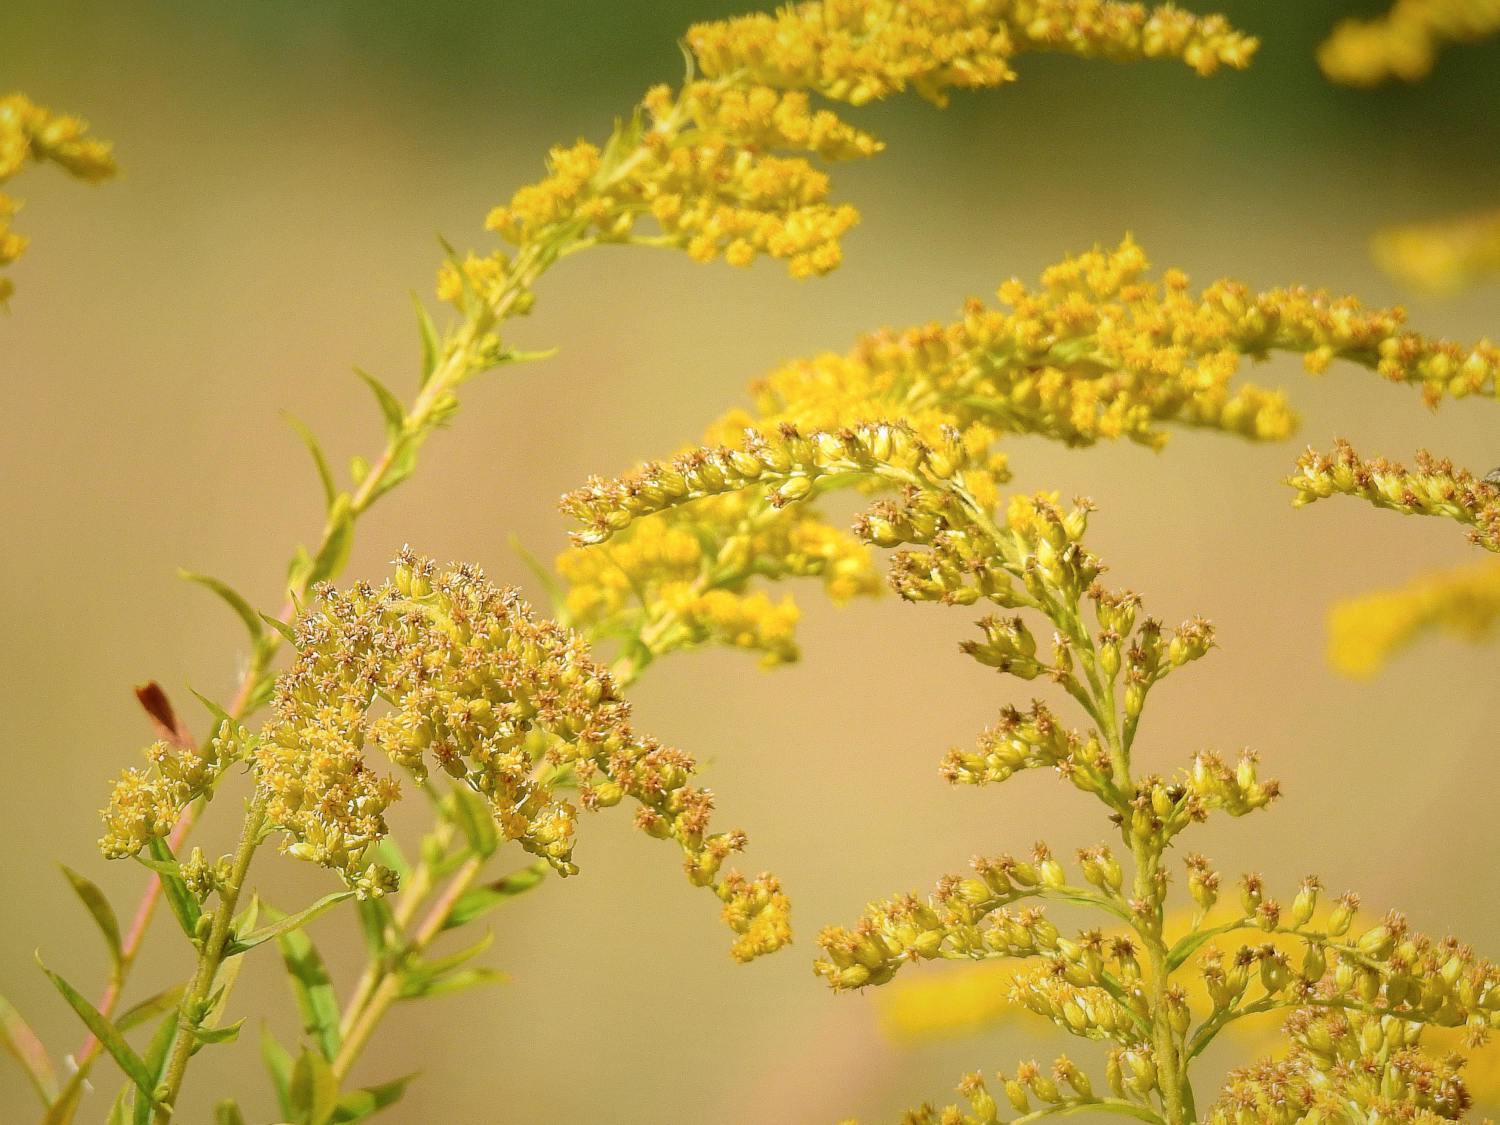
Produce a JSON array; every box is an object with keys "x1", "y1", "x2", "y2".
[
  {"x1": 0, "y1": 92, "x2": 116, "y2": 302},
  {"x1": 687, "y1": 0, "x2": 1256, "y2": 108},
  {"x1": 1373, "y1": 205, "x2": 1500, "y2": 295},
  {"x1": 1327, "y1": 557, "x2": 1500, "y2": 679},
  {"x1": 1318, "y1": 0, "x2": 1500, "y2": 86},
  {"x1": 1212, "y1": 1007, "x2": 1471, "y2": 1123},
  {"x1": 98, "y1": 722, "x2": 251, "y2": 862},
  {"x1": 107, "y1": 552, "x2": 788, "y2": 957},
  {"x1": 554, "y1": 496, "x2": 879, "y2": 670},
  {"x1": 1288, "y1": 439, "x2": 1500, "y2": 552}
]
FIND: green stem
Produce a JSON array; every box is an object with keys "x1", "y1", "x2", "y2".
[
  {"x1": 152, "y1": 795, "x2": 268, "y2": 1123},
  {"x1": 331, "y1": 855, "x2": 484, "y2": 1083}
]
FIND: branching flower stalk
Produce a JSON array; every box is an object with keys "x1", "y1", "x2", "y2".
[
  {"x1": 0, "y1": 92, "x2": 115, "y2": 303},
  {"x1": 564, "y1": 241, "x2": 1500, "y2": 1121}
]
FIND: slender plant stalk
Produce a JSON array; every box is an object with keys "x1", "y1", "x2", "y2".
[{"x1": 152, "y1": 795, "x2": 269, "y2": 1124}]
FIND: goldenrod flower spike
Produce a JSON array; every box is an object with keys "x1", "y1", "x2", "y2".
[
  {"x1": 0, "y1": 92, "x2": 115, "y2": 302},
  {"x1": 103, "y1": 551, "x2": 790, "y2": 959},
  {"x1": 688, "y1": 0, "x2": 1257, "y2": 108},
  {"x1": 1328, "y1": 557, "x2": 1500, "y2": 678},
  {"x1": 1319, "y1": 0, "x2": 1500, "y2": 86},
  {"x1": 1373, "y1": 205, "x2": 1500, "y2": 295},
  {"x1": 1289, "y1": 439, "x2": 1500, "y2": 552}
]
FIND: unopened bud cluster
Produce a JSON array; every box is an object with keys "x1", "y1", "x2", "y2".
[{"x1": 1289, "y1": 439, "x2": 1500, "y2": 551}]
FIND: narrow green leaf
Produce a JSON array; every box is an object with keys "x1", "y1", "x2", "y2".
[
  {"x1": 332, "y1": 1072, "x2": 417, "y2": 1122},
  {"x1": 133, "y1": 1012, "x2": 179, "y2": 1125},
  {"x1": 354, "y1": 897, "x2": 395, "y2": 959},
  {"x1": 215, "y1": 1100, "x2": 249, "y2": 1125},
  {"x1": 508, "y1": 534, "x2": 570, "y2": 625},
  {"x1": 307, "y1": 494, "x2": 354, "y2": 588},
  {"x1": 192, "y1": 1017, "x2": 245, "y2": 1045},
  {"x1": 189, "y1": 689, "x2": 232, "y2": 731},
  {"x1": 0, "y1": 991, "x2": 58, "y2": 1106},
  {"x1": 284, "y1": 413, "x2": 339, "y2": 513},
  {"x1": 275, "y1": 921, "x2": 342, "y2": 1061},
  {"x1": 116, "y1": 983, "x2": 187, "y2": 1033},
  {"x1": 412, "y1": 293, "x2": 442, "y2": 385},
  {"x1": 398, "y1": 966, "x2": 507, "y2": 1001},
  {"x1": 443, "y1": 786, "x2": 497, "y2": 858},
  {"x1": 142, "y1": 839, "x2": 201, "y2": 940},
  {"x1": 443, "y1": 862, "x2": 548, "y2": 931},
  {"x1": 290, "y1": 1048, "x2": 340, "y2": 1125},
  {"x1": 368, "y1": 439, "x2": 418, "y2": 504},
  {"x1": 408, "y1": 930, "x2": 492, "y2": 983},
  {"x1": 261, "y1": 1024, "x2": 295, "y2": 1118},
  {"x1": 36, "y1": 955, "x2": 155, "y2": 1101},
  {"x1": 260, "y1": 611, "x2": 298, "y2": 645},
  {"x1": 60, "y1": 865, "x2": 123, "y2": 969},
  {"x1": 497, "y1": 344, "x2": 560, "y2": 365},
  {"x1": 226, "y1": 891, "x2": 353, "y2": 957},
  {"x1": 180, "y1": 570, "x2": 264, "y2": 644},
  {"x1": 106, "y1": 1087, "x2": 132, "y2": 1125},
  {"x1": 355, "y1": 368, "x2": 405, "y2": 438}
]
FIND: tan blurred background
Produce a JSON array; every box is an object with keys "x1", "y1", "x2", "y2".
[{"x1": 4, "y1": 1, "x2": 1500, "y2": 1120}]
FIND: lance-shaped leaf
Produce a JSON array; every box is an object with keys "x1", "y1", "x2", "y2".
[
  {"x1": 443, "y1": 786, "x2": 497, "y2": 858},
  {"x1": 284, "y1": 413, "x2": 338, "y2": 513},
  {"x1": 354, "y1": 897, "x2": 396, "y2": 959},
  {"x1": 225, "y1": 891, "x2": 353, "y2": 957},
  {"x1": 443, "y1": 862, "x2": 548, "y2": 931},
  {"x1": 179, "y1": 570, "x2": 264, "y2": 645},
  {"x1": 140, "y1": 839, "x2": 202, "y2": 940},
  {"x1": 289, "y1": 1048, "x2": 340, "y2": 1125},
  {"x1": 307, "y1": 494, "x2": 355, "y2": 588},
  {"x1": 0, "y1": 991, "x2": 58, "y2": 1106},
  {"x1": 116, "y1": 983, "x2": 187, "y2": 1033},
  {"x1": 355, "y1": 368, "x2": 405, "y2": 439},
  {"x1": 332, "y1": 1072, "x2": 418, "y2": 1122},
  {"x1": 215, "y1": 1101, "x2": 249, "y2": 1125},
  {"x1": 192, "y1": 1018, "x2": 246, "y2": 1046},
  {"x1": 398, "y1": 966, "x2": 507, "y2": 1001},
  {"x1": 275, "y1": 919, "x2": 342, "y2": 1061},
  {"x1": 412, "y1": 294, "x2": 442, "y2": 385},
  {"x1": 60, "y1": 865, "x2": 123, "y2": 970},
  {"x1": 261, "y1": 1024, "x2": 295, "y2": 1119},
  {"x1": 132, "y1": 1012, "x2": 179, "y2": 1125},
  {"x1": 36, "y1": 956, "x2": 155, "y2": 1103},
  {"x1": 260, "y1": 611, "x2": 299, "y2": 645}
]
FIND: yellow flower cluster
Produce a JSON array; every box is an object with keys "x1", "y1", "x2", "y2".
[
  {"x1": 1318, "y1": 0, "x2": 1500, "y2": 86},
  {"x1": 687, "y1": 0, "x2": 1257, "y2": 107},
  {"x1": 1373, "y1": 205, "x2": 1500, "y2": 295},
  {"x1": 98, "y1": 722, "x2": 246, "y2": 860},
  {"x1": 0, "y1": 92, "x2": 115, "y2": 302},
  {"x1": 247, "y1": 552, "x2": 788, "y2": 958},
  {"x1": 448, "y1": 2, "x2": 1255, "y2": 305},
  {"x1": 555, "y1": 496, "x2": 877, "y2": 669},
  {"x1": 1289, "y1": 440, "x2": 1500, "y2": 552},
  {"x1": 877, "y1": 905, "x2": 1500, "y2": 1104},
  {"x1": 460, "y1": 78, "x2": 876, "y2": 288},
  {"x1": 1213, "y1": 1008, "x2": 1470, "y2": 1123},
  {"x1": 1329, "y1": 557, "x2": 1500, "y2": 679}
]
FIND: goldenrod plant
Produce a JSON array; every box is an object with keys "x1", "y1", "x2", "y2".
[
  {"x1": 1312, "y1": 0, "x2": 1500, "y2": 673},
  {"x1": 0, "y1": 92, "x2": 114, "y2": 304},
  {"x1": 566, "y1": 239, "x2": 1500, "y2": 1122},
  {"x1": 1319, "y1": 0, "x2": 1500, "y2": 298},
  {"x1": 1318, "y1": 0, "x2": 1500, "y2": 86},
  {"x1": 0, "y1": 3, "x2": 1276, "y2": 1123}
]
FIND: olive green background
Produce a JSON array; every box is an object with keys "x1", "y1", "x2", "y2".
[{"x1": 4, "y1": 1, "x2": 1500, "y2": 1121}]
